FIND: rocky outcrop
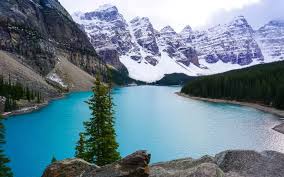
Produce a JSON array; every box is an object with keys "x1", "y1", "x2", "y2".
[
  {"x1": 42, "y1": 151, "x2": 151, "y2": 177},
  {"x1": 215, "y1": 150, "x2": 284, "y2": 177},
  {"x1": 0, "y1": 0, "x2": 106, "y2": 97},
  {"x1": 151, "y1": 150, "x2": 284, "y2": 177},
  {"x1": 0, "y1": 96, "x2": 6, "y2": 113},
  {"x1": 189, "y1": 16, "x2": 264, "y2": 66},
  {"x1": 42, "y1": 158, "x2": 99, "y2": 177},
  {"x1": 42, "y1": 150, "x2": 284, "y2": 177},
  {"x1": 150, "y1": 156, "x2": 223, "y2": 177},
  {"x1": 255, "y1": 20, "x2": 284, "y2": 62},
  {"x1": 157, "y1": 26, "x2": 199, "y2": 67},
  {"x1": 273, "y1": 123, "x2": 284, "y2": 134}
]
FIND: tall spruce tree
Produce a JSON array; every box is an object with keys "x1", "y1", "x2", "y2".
[
  {"x1": 75, "y1": 133, "x2": 86, "y2": 159},
  {"x1": 51, "y1": 156, "x2": 57, "y2": 163},
  {"x1": 76, "y1": 77, "x2": 120, "y2": 165},
  {"x1": 0, "y1": 116, "x2": 13, "y2": 177}
]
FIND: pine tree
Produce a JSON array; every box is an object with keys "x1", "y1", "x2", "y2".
[
  {"x1": 51, "y1": 156, "x2": 57, "y2": 163},
  {"x1": 36, "y1": 92, "x2": 41, "y2": 104},
  {"x1": 0, "y1": 116, "x2": 13, "y2": 177},
  {"x1": 75, "y1": 133, "x2": 86, "y2": 159},
  {"x1": 79, "y1": 76, "x2": 120, "y2": 165}
]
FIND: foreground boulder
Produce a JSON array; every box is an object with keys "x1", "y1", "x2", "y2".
[
  {"x1": 151, "y1": 150, "x2": 284, "y2": 177},
  {"x1": 42, "y1": 158, "x2": 98, "y2": 177},
  {"x1": 42, "y1": 150, "x2": 284, "y2": 177},
  {"x1": 150, "y1": 156, "x2": 224, "y2": 177},
  {"x1": 42, "y1": 150, "x2": 151, "y2": 177},
  {"x1": 215, "y1": 150, "x2": 284, "y2": 177}
]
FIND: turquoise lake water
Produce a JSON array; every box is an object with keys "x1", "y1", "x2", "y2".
[{"x1": 4, "y1": 86, "x2": 284, "y2": 177}]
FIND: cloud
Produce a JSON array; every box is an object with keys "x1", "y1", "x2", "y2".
[{"x1": 59, "y1": 0, "x2": 282, "y2": 31}]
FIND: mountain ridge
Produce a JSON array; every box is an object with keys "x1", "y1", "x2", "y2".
[{"x1": 73, "y1": 4, "x2": 284, "y2": 82}]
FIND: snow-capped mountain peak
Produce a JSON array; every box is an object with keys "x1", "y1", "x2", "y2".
[
  {"x1": 73, "y1": 6, "x2": 284, "y2": 82},
  {"x1": 96, "y1": 4, "x2": 118, "y2": 12},
  {"x1": 160, "y1": 26, "x2": 177, "y2": 35},
  {"x1": 231, "y1": 15, "x2": 249, "y2": 25},
  {"x1": 180, "y1": 25, "x2": 193, "y2": 34}
]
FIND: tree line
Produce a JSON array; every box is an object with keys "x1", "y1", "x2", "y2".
[
  {"x1": 181, "y1": 61, "x2": 284, "y2": 110},
  {"x1": 0, "y1": 75, "x2": 43, "y2": 112}
]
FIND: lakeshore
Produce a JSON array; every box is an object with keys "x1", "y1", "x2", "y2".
[
  {"x1": 1, "y1": 93, "x2": 67, "y2": 118},
  {"x1": 177, "y1": 92, "x2": 284, "y2": 134}
]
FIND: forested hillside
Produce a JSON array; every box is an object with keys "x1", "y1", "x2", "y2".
[
  {"x1": 181, "y1": 61, "x2": 284, "y2": 109},
  {"x1": 0, "y1": 75, "x2": 42, "y2": 112},
  {"x1": 153, "y1": 73, "x2": 194, "y2": 85}
]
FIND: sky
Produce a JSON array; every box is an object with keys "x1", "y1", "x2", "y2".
[{"x1": 59, "y1": 0, "x2": 284, "y2": 32}]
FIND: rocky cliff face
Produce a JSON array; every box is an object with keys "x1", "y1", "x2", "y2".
[
  {"x1": 151, "y1": 150, "x2": 284, "y2": 177},
  {"x1": 42, "y1": 150, "x2": 284, "y2": 177},
  {"x1": 72, "y1": 5, "x2": 133, "y2": 71},
  {"x1": 255, "y1": 20, "x2": 284, "y2": 62},
  {"x1": 189, "y1": 16, "x2": 263, "y2": 66},
  {"x1": 0, "y1": 0, "x2": 107, "y2": 97},
  {"x1": 74, "y1": 5, "x2": 284, "y2": 82},
  {"x1": 73, "y1": 5, "x2": 199, "y2": 82}
]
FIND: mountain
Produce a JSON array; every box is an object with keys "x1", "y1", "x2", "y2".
[
  {"x1": 73, "y1": 5, "x2": 284, "y2": 83},
  {"x1": 189, "y1": 16, "x2": 263, "y2": 66},
  {"x1": 73, "y1": 5, "x2": 199, "y2": 82},
  {"x1": 255, "y1": 20, "x2": 284, "y2": 61},
  {"x1": 0, "y1": 0, "x2": 108, "y2": 98}
]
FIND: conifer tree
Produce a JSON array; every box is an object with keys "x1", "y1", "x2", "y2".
[
  {"x1": 75, "y1": 133, "x2": 86, "y2": 159},
  {"x1": 0, "y1": 116, "x2": 13, "y2": 177},
  {"x1": 78, "y1": 76, "x2": 120, "y2": 165},
  {"x1": 51, "y1": 156, "x2": 57, "y2": 163}
]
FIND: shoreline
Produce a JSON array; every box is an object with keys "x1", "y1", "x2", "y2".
[
  {"x1": 1, "y1": 94, "x2": 66, "y2": 118},
  {"x1": 177, "y1": 92, "x2": 284, "y2": 134},
  {"x1": 0, "y1": 85, "x2": 135, "y2": 118}
]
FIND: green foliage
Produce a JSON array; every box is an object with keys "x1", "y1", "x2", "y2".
[
  {"x1": 108, "y1": 67, "x2": 145, "y2": 86},
  {"x1": 75, "y1": 77, "x2": 121, "y2": 165},
  {"x1": 0, "y1": 75, "x2": 43, "y2": 112},
  {"x1": 75, "y1": 133, "x2": 86, "y2": 159},
  {"x1": 181, "y1": 61, "x2": 284, "y2": 110},
  {"x1": 51, "y1": 156, "x2": 57, "y2": 163},
  {"x1": 0, "y1": 116, "x2": 13, "y2": 177},
  {"x1": 154, "y1": 73, "x2": 194, "y2": 86}
]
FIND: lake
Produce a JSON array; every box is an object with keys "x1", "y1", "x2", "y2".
[{"x1": 4, "y1": 86, "x2": 284, "y2": 177}]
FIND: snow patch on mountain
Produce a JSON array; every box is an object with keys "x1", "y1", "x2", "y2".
[
  {"x1": 73, "y1": 5, "x2": 284, "y2": 82},
  {"x1": 255, "y1": 20, "x2": 284, "y2": 62}
]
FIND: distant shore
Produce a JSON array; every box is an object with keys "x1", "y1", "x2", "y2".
[
  {"x1": 2, "y1": 102, "x2": 48, "y2": 117},
  {"x1": 177, "y1": 92, "x2": 284, "y2": 134},
  {"x1": 1, "y1": 94, "x2": 66, "y2": 118}
]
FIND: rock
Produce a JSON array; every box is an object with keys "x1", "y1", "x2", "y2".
[
  {"x1": 255, "y1": 20, "x2": 284, "y2": 61},
  {"x1": 42, "y1": 158, "x2": 99, "y2": 177},
  {"x1": 42, "y1": 150, "x2": 284, "y2": 177},
  {"x1": 91, "y1": 150, "x2": 151, "y2": 177},
  {"x1": 150, "y1": 150, "x2": 284, "y2": 177},
  {"x1": 42, "y1": 151, "x2": 151, "y2": 177},
  {"x1": 273, "y1": 123, "x2": 284, "y2": 134},
  {"x1": 150, "y1": 156, "x2": 224, "y2": 177},
  {"x1": 130, "y1": 17, "x2": 160, "y2": 57},
  {"x1": 0, "y1": 0, "x2": 107, "y2": 96},
  {"x1": 215, "y1": 150, "x2": 284, "y2": 177},
  {"x1": 0, "y1": 96, "x2": 6, "y2": 113}
]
